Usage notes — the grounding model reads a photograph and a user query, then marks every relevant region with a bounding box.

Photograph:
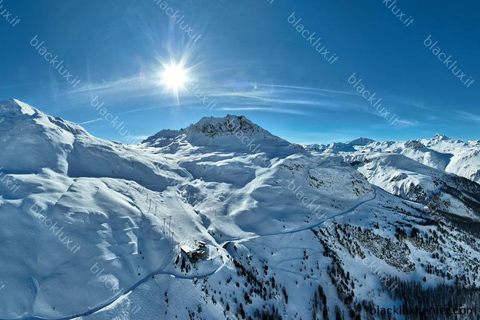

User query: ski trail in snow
[23,247,175,320]
[22,188,377,320]
[221,187,378,244]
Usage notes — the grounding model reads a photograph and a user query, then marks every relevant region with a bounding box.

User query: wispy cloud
[53,77,162,107]
[217,106,309,115]
[53,77,362,118]
[259,83,357,97]
[55,76,434,129]
[395,119,423,127]
[456,111,480,122]
[276,130,361,145]
[206,84,355,111]
[371,118,424,130]
[69,77,154,95]
[79,118,103,125]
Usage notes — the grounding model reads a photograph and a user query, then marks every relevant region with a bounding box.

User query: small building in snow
[181,244,208,261]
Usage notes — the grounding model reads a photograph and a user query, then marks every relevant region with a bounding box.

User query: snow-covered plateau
[1,99,480,320]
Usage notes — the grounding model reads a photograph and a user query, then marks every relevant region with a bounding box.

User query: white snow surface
[319,134,480,183]
[1,99,480,319]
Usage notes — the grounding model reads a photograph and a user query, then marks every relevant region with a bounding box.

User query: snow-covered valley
[1,99,480,320]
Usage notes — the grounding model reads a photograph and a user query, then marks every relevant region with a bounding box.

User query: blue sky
[0,0,479,144]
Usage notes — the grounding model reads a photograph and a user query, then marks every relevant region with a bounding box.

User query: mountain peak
[186,114,265,137]
[143,114,279,144]
[142,114,297,157]
[347,137,375,146]
[432,133,450,141]
[0,98,37,117]
[405,140,427,150]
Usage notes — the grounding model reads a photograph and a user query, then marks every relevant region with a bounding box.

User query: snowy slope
[309,135,480,220]
[141,114,304,159]
[355,153,480,220]
[316,134,480,184]
[1,99,480,320]
[422,134,480,184]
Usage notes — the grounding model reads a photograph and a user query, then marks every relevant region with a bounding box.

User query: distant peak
[405,140,426,150]
[347,137,375,146]
[432,133,450,141]
[0,98,37,116]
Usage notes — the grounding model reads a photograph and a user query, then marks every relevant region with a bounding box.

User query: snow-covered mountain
[356,153,480,220]
[1,99,480,320]
[309,135,480,221]
[323,134,480,184]
[305,137,374,153]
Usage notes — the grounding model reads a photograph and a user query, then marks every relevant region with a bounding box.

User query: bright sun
[160,62,188,91]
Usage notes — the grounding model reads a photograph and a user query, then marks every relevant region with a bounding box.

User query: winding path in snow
[221,186,378,244]
[23,187,378,320]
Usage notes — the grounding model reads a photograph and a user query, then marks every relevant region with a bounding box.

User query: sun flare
[160,62,188,91]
